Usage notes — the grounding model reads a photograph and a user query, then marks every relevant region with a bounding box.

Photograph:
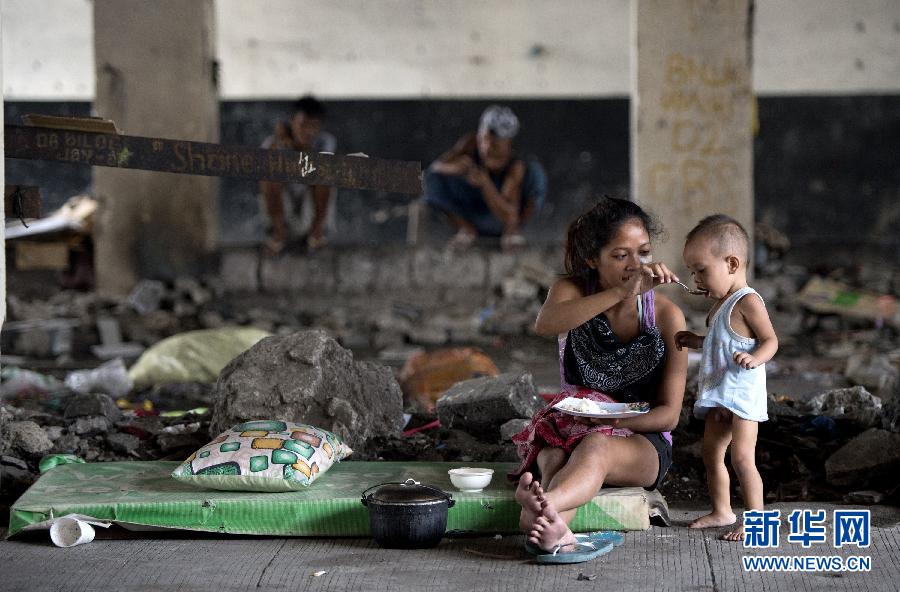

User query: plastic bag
[127,327,270,388]
[65,358,133,398]
[39,453,87,474]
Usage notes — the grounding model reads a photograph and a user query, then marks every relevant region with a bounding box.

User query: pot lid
[364,479,450,504]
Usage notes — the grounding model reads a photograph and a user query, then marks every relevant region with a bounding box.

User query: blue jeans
[424,160,547,237]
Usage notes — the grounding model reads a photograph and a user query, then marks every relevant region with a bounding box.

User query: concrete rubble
[805,385,882,428]
[210,329,405,452]
[435,372,543,440]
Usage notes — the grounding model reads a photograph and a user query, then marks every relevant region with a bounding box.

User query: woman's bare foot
[528,499,578,553]
[689,511,737,529]
[516,473,545,530]
[720,525,744,542]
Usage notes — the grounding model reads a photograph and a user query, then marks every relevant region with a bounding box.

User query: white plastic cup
[49,517,96,547]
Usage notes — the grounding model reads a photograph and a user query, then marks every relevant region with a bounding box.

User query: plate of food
[552,397,650,419]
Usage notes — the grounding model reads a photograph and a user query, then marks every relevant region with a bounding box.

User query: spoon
[649,274,707,296]
[670,280,707,296]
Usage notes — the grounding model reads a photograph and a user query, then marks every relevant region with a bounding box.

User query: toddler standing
[675,215,778,542]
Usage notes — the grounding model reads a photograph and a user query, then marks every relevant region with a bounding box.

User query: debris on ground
[399,347,499,413]
[2,257,900,523]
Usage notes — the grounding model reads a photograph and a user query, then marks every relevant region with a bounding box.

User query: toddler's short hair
[686,214,750,263]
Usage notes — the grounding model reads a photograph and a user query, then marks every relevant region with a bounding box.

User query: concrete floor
[2,505,898,592]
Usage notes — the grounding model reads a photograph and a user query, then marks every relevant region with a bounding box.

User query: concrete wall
[1,8,5,333]
[3,0,899,100]
[0,0,93,100]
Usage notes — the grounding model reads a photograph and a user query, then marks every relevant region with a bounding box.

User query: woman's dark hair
[564,197,662,292]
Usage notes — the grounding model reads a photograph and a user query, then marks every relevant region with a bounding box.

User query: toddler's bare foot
[689,511,737,529]
[527,499,577,553]
[515,473,545,530]
[720,524,745,542]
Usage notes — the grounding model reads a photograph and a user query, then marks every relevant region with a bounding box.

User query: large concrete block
[210,329,404,453]
[436,372,543,441]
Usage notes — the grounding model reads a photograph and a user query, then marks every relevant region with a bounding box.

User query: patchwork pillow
[171,420,352,492]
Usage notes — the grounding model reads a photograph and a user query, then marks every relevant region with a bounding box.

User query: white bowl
[448,467,494,492]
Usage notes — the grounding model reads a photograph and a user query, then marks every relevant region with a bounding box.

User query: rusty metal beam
[4,125,423,195]
[4,185,42,220]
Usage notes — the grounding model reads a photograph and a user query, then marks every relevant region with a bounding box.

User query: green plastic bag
[39,454,86,474]
[127,327,270,388]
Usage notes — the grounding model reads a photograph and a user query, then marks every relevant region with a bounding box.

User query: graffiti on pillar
[647,51,747,209]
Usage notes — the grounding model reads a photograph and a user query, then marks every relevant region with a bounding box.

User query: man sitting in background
[425,105,546,250]
[260,96,336,254]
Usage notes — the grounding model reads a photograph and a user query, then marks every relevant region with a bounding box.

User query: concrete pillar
[1,8,6,337]
[631,0,754,276]
[93,0,219,295]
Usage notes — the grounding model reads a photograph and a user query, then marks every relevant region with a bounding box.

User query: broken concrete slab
[0,455,29,472]
[499,418,530,442]
[805,385,882,428]
[845,490,885,504]
[882,387,900,433]
[63,393,122,422]
[174,276,212,306]
[128,280,166,315]
[435,372,543,441]
[43,426,64,442]
[210,330,404,453]
[71,416,112,437]
[824,428,900,488]
[8,421,53,457]
[845,351,899,395]
[51,433,81,454]
[0,407,12,456]
[106,432,140,455]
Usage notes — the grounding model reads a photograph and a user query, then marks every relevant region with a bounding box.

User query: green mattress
[7,461,666,538]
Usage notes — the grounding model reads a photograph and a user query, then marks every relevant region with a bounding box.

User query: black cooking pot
[361,479,455,548]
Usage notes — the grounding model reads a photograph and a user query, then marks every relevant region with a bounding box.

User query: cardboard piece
[22,114,120,135]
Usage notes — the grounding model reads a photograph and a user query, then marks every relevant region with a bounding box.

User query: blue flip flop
[534,540,615,564]
[524,531,624,555]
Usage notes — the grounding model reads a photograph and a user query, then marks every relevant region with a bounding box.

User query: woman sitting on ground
[510,197,688,559]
